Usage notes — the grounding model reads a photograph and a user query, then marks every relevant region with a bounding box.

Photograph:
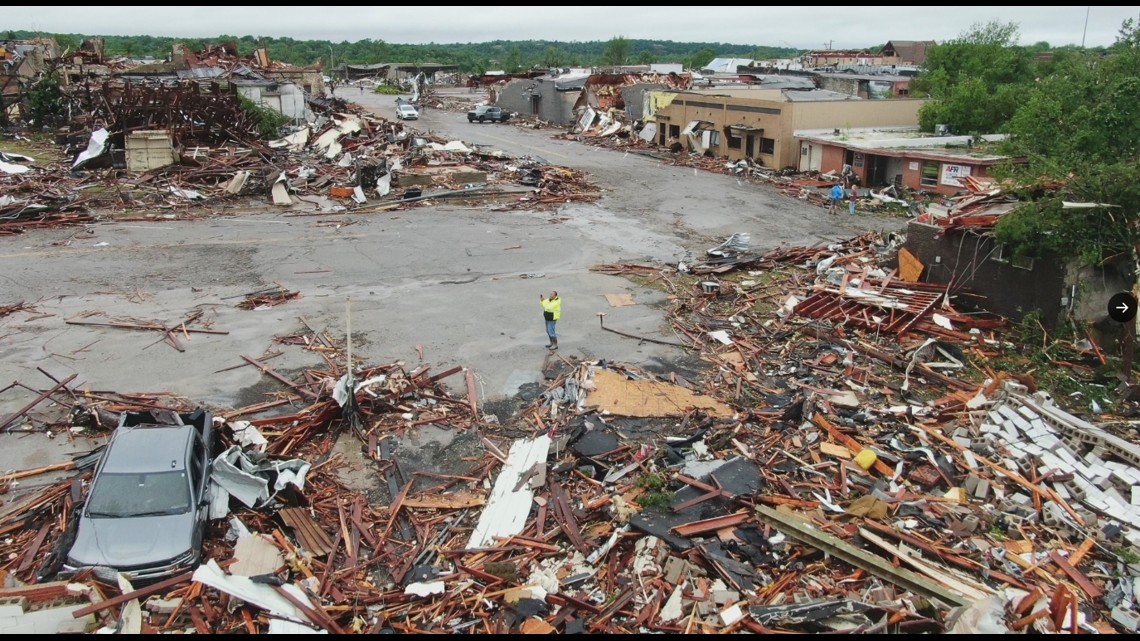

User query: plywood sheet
[586,368,733,418]
[898,247,924,282]
[605,293,637,307]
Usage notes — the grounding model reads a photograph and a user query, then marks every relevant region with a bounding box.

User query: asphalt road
[0,87,899,480]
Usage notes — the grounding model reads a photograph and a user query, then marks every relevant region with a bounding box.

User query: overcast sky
[4,6,1136,49]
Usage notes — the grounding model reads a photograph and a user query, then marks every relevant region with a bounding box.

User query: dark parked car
[66,409,213,581]
[467,105,511,123]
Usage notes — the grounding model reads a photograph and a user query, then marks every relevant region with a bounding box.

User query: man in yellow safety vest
[540,291,561,350]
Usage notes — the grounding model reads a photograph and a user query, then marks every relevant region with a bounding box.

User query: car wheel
[478,116,485,123]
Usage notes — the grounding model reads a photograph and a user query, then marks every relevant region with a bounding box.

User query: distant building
[701,58,757,74]
[801,49,886,68]
[813,72,911,99]
[794,127,1008,194]
[880,40,936,66]
[495,70,691,127]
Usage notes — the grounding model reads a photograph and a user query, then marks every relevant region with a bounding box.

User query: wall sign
[940,163,972,187]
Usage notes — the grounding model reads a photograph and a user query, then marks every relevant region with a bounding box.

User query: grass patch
[1116,546,1140,564]
[640,490,676,510]
[635,472,667,490]
[373,85,403,95]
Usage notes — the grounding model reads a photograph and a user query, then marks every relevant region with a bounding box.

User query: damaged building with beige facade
[645,90,924,170]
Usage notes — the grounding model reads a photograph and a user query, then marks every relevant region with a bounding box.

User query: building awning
[727,124,763,132]
[681,120,716,135]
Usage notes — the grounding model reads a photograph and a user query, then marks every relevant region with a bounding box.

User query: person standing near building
[828,182,844,215]
[849,183,859,215]
[540,291,561,350]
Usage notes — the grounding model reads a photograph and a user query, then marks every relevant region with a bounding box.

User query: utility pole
[1081,6,1090,48]
[328,45,335,94]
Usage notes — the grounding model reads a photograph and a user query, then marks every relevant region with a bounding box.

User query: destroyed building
[813,71,912,99]
[495,71,691,128]
[794,128,1007,192]
[494,72,589,126]
[902,193,1133,327]
[645,90,924,169]
[880,40,937,66]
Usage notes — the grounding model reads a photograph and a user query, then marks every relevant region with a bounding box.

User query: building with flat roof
[794,127,1010,194]
[648,91,924,169]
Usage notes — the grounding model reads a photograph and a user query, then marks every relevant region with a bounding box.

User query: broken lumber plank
[754,505,971,607]
[670,512,750,537]
[1048,549,1103,599]
[280,507,336,557]
[0,460,77,483]
[72,572,193,618]
[242,354,317,399]
[0,373,79,431]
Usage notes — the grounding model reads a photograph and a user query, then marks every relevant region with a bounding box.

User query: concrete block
[0,616,19,630]
[1113,606,1140,632]
[663,556,689,585]
[55,617,94,634]
[711,589,739,606]
[144,597,183,614]
[0,597,27,617]
[964,474,981,495]
[973,479,990,500]
[997,406,1020,422]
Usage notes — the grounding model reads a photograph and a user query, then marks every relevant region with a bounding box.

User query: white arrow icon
[1120,303,1131,312]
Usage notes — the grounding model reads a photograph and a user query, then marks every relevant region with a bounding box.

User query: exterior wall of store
[494,79,534,116]
[656,95,923,170]
[494,80,577,126]
[904,221,1068,327]
[791,99,923,130]
[813,143,994,194]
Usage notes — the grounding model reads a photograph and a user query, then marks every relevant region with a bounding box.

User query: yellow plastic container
[854,449,878,471]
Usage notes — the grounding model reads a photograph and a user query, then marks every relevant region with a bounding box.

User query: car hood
[69,512,196,568]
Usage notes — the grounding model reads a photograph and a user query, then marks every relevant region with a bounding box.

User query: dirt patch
[393,427,484,493]
[329,430,383,495]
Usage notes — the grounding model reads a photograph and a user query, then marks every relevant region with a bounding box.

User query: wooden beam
[71,572,193,618]
[0,373,78,431]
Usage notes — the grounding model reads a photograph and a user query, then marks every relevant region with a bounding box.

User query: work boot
[551,338,558,350]
[545,338,554,349]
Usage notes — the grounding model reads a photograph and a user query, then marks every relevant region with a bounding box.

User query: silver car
[66,410,213,581]
[396,104,419,120]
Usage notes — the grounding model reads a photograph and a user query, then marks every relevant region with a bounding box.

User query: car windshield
[400,106,415,112]
[86,471,192,518]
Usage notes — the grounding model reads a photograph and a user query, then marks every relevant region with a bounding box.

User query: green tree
[24,69,68,128]
[602,36,630,66]
[55,34,78,53]
[993,14,1140,265]
[543,46,567,68]
[504,47,522,73]
[913,20,1035,134]
[685,47,716,70]
[635,50,656,65]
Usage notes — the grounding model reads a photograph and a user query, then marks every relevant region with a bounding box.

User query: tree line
[4,31,800,73]
[909,15,1140,266]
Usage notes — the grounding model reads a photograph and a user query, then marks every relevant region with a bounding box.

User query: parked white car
[396,104,419,120]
